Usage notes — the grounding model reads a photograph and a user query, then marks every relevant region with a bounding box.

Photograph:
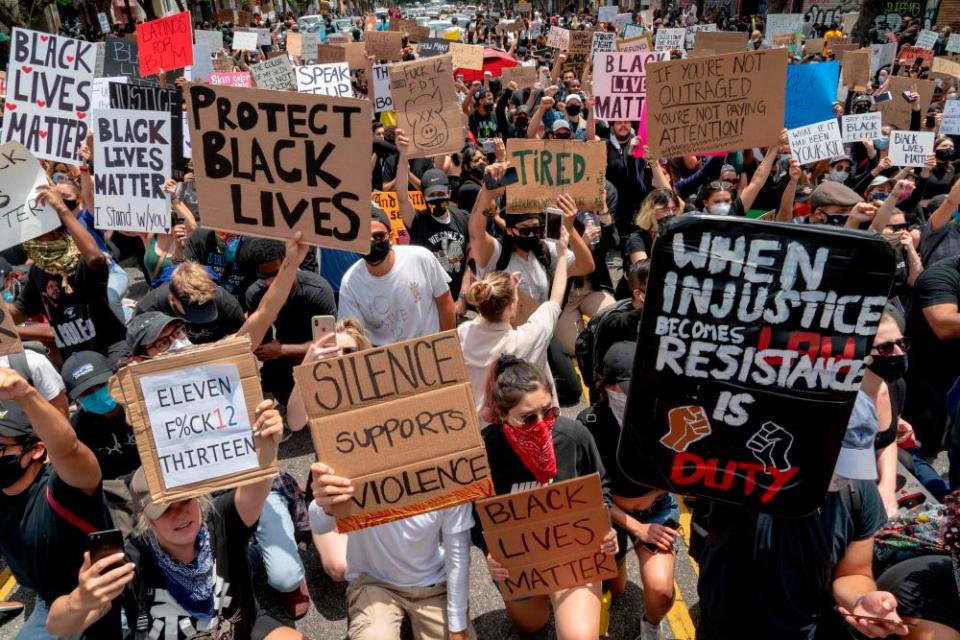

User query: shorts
[614,493,681,562]
[251,614,285,639]
[876,555,960,631]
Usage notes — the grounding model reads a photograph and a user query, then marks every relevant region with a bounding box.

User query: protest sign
[372,64,393,111]
[592,31,617,54]
[213,56,235,72]
[209,71,252,87]
[787,118,843,165]
[646,48,788,158]
[784,61,840,130]
[517,2,532,14]
[841,49,871,90]
[92,108,171,234]
[236,10,251,27]
[286,32,302,57]
[92,76,125,110]
[113,337,277,503]
[694,31,747,53]
[477,473,616,600]
[215,9,234,23]
[314,44,347,64]
[889,130,935,167]
[365,31,404,60]
[547,26,571,50]
[101,37,149,80]
[685,24,716,49]
[185,83,371,249]
[249,55,296,90]
[941,100,960,136]
[899,45,934,67]
[370,190,427,244]
[593,51,667,121]
[764,13,804,45]
[109,83,185,180]
[301,32,320,60]
[877,76,935,129]
[188,43,214,82]
[948,33,960,53]
[500,65,537,87]
[418,37,451,57]
[137,11,193,76]
[618,35,652,52]
[829,42,858,58]
[871,42,897,75]
[915,29,938,50]
[450,43,484,70]
[505,139,606,213]
[841,112,882,143]
[554,29,593,78]
[1,28,96,164]
[251,28,272,47]
[614,13,632,30]
[295,63,351,96]
[623,24,647,40]
[98,12,111,34]
[803,38,825,55]
[339,42,368,69]
[0,306,21,358]
[932,56,960,79]
[617,216,897,516]
[598,5,619,22]
[655,27,685,51]
[293,331,493,532]
[232,30,260,52]
[194,29,224,51]
[0,141,59,252]
[389,55,464,158]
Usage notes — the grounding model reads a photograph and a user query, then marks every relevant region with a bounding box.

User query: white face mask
[830,169,850,183]
[709,202,732,216]
[168,337,192,352]
[607,389,627,427]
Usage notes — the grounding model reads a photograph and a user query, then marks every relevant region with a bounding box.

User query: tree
[852,0,886,43]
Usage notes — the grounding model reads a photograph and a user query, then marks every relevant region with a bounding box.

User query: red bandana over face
[502,413,558,485]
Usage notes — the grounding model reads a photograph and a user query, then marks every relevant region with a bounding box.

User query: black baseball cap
[126,312,183,355]
[421,169,451,202]
[602,341,635,395]
[0,257,11,278]
[61,351,114,401]
[174,296,219,325]
[0,402,32,438]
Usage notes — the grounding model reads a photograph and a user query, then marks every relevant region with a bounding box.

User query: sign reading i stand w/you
[292,331,493,532]
[185,84,372,250]
[0,141,59,251]
[1,28,97,164]
[617,216,898,516]
[92,109,171,234]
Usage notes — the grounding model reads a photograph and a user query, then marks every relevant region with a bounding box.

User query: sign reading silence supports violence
[616,216,897,516]
[292,331,493,532]
[505,139,606,213]
[185,84,372,251]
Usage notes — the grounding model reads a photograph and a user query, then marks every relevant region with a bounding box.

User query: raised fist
[660,405,712,453]
[746,422,794,473]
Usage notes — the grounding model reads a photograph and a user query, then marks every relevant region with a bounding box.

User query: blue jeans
[18,598,55,640]
[250,490,305,593]
[106,262,130,323]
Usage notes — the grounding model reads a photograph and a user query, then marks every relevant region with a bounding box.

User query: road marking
[666,579,697,639]
[678,499,699,576]
[0,568,16,601]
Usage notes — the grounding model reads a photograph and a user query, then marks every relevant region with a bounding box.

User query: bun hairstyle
[468,271,516,321]
[481,354,551,424]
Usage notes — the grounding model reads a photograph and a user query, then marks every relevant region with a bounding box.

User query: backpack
[575,299,634,403]
[5,350,33,387]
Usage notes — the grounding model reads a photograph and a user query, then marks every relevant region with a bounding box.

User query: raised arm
[739,145,779,212]
[776,159,801,222]
[549,226,570,305]
[528,94,553,139]
[233,400,283,527]
[929,176,960,233]
[394,129,416,229]
[36,186,106,270]
[470,163,507,269]
[556,193,595,277]
[868,180,909,233]
[78,133,95,212]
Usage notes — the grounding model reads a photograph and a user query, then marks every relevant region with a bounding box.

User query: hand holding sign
[310,461,354,512]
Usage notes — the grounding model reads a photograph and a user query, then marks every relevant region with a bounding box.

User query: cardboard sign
[899,45,934,67]
[292,331,493,532]
[685,24,716,49]
[614,13,632,30]
[249,55,296,90]
[419,37,451,58]
[137,11,193,75]
[554,29,593,79]
[784,61,840,130]
[370,190,427,244]
[108,83,185,181]
[655,27,685,51]
[695,31,746,53]
[500,65,537,87]
[914,29,938,50]
[948,33,960,54]
[295,63,351,96]
[185,84,372,250]
[841,49,871,89]
[803,38,825,55]
[878,76,935,129]
[617,216,897,516]
[314,44,347,64]
[389,55,464,158]
[372,64,393,111]
[232,30,260,52]
[787,118,843,165]
[505,139,606,213]
[618,35,652,52]
[476,474,617,600]
[547,26,571,50]
[92,109,171,234]
[841,112,882,143]
[301,32,320,60]
[941,100,960,136]
[623,24,647,40]
[365,31,403,60]
[113,337,277,503]
[598,5,619,23]
[764,13,804,46]
[0,305,21,357]
[1,28,97,164]
[593,51,667,121]
[194,29,224,51]
[511,290,540,328]
[646,48,788,158]
[592,31,617,54]
[450,43,484,70]
[889,130,935,167]
[0,141,59,252]
[286,32,302,57]
[932,56,960,79]
[216,9,234,23]
[339,42,368,69]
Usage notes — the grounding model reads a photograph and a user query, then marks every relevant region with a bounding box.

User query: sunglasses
[885,223,909,232]
[508,406,559,429]
[371,232,390,241]
[513,225,544,237]
[872,337,909,356]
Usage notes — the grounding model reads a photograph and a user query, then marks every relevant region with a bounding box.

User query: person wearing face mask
[468,89,500,141]
[604,120,649,240]
[182,228,258,308]
[457,145,488,214]
[920,179,960,265]
[919,135,958,199]
[561,93,588,140]
[126,311,192,359]
[826,155,853,185]
[61,351,140,481]
[700,146,779,217]
[800,181,877,227]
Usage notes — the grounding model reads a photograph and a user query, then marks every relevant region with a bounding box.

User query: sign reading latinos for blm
[92,109,171,234]
[141,363,257,489]
[136,11,193,76]
[617,216,897,517]
[593,51,667,121]
[0,141,59,252]
[1,28,97,164]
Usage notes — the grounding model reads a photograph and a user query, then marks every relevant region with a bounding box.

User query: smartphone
[902,90,918,103]
[545,206,563,240]
[484,166,519,190]
[87,529,124,565]
[873,91,893,104]
[480,138,497,154]
[311,315,337,346]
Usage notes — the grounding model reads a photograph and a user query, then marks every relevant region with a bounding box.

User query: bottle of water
[581,211,600,248]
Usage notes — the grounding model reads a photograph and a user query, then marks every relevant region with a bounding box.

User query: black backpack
[575,298,634,404]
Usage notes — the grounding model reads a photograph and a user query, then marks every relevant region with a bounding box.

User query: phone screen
[874,91,892,104]
[545,207,563,240]
[483,167,519,190]
[87,529,124,565]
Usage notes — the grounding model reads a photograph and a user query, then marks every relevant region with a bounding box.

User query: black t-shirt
[245,271,337,345]
[624,229,653,261]
[577,402,652,498]
[183,230,257,307]
[14,262,127,360]
[408,207,470,298]
[469,108,499,140]
[456,181,482,214]
[136,283,245,344]
[696,481,887,640]
[71,408,141,481]
[908,255,960,388]
[919,219,960,267]
[122,492,258,640]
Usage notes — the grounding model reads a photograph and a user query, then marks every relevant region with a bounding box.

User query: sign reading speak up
[293,331,493,532]
[477,474,616,600]
[506,139,606,213]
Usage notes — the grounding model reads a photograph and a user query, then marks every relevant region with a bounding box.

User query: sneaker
[635,617,661,640]
[281,579,311,620]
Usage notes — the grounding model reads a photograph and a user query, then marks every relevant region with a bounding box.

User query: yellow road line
[0,567,16,601]
[677,499,699,576]
[665,579,697,639]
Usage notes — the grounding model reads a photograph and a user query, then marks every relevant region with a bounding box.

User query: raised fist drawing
[660,405,712,453]
[746,422,794,473]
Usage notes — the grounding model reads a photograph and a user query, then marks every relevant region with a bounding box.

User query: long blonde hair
[635,188,681,234]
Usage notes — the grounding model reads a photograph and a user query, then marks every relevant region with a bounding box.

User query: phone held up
[312,315,337,347]
[483,166,519,190]
[87,529,124,566]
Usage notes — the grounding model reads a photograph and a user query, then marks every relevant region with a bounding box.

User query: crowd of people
[2,1,960,640]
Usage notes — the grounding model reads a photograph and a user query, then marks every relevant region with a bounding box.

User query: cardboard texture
[237,10,251,27]
[554,29,593,78]
[646,48,788,158]
[249,56,296,90]
[293,331,493,532]
[185,83,371,250]
[195,29,224,52]
[339,42,368,69]
[842,49,871,90]
[500,65,537,87]
[111,336,277,504]
[476,474,616,600]
[506,139,606,213]
[450,43,485,70]
[932,56,960,79]
[389,55,465,158]
[216,9,234,23]
[593,51,666,121]
[286,32,302,57]
[315,44,347,64]
[365,31,404,61]
[0,141,60,252]
[877,76,935,130]
[0,306,22,357]
[694,31,747,53]
[137,11,193,75]
[804,38,825,55]
[371,190,428,244]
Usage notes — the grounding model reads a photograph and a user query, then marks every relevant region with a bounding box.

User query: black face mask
[470,164,486,181]
[935,147,954,162]
[0,452,28,489]
[62,199,78,211]
[868,354,908,382]
[364,237,392,264]
[512,235,541,252]
[566,105,581,117]
[427,201,447,218]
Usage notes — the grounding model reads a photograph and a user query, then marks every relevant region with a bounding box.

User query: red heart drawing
[40,35,48,42]
[36,100,45,107]
[76,112,86,119]
[38,131,48,138]
[5,103,16,111]
[66,55,74,63]
[22,66,32,74]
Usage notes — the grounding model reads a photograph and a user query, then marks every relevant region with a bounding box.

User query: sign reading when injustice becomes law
[136,11,193,76]
[477,474,617,600]
[389,55,464,158]
[617,216,897,516]
[185,84,372,250]
[506,139,606,213]
[293,331,493,532]
[0,141,59,252]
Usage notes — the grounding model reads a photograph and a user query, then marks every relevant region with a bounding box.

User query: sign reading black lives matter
[109,83,186,180]
[617,217,897,516]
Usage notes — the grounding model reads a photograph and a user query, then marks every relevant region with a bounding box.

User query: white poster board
[841,112,883,143]
[295,62,351,96]
[655,28,685,51]
[788,118,844,165]
[889,130,935,167]
[0,141,60,251]
[373,63,393,111]
[232,30,259,51]
[941,100,960,136]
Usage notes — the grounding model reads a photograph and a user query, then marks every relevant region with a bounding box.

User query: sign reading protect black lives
[617,216,897,516]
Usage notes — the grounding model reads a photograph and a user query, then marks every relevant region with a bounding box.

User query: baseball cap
[551,119,572,133]
[174,295,218,325]
[0,257,11,278]
[0,402,32,438]
[601,341,635,395]
[515,104,531,116]
[126,312,183,355]
[809,181,864,209]
[61,351,114,401]
[371,201,391,230]
[421,169,452,202]
[130,467,169,519]
[829,154,853,165]
[868,175,894,188]
[834,392,879,480]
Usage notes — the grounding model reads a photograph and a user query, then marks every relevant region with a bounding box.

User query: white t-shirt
[337,245,451,345]
[0,350,65,401]
[478,238,575,303]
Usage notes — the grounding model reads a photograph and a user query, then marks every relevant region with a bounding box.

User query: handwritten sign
[914,29,938,50]
[685,24,716,48]
[655,27,685,51]
[878,76,935,129]
[500,65,537,87]
[889,130,934,167]
[593,51,666,121]
[108,83,185,181]
[899,45,934,67]
[194,29,224,51]
[764,13,803,46]
[555,29,593,78]
[646,49,788,157]
[314,44,347,64]
[232,30,259,52]
[788,118,843,165]
[618,35,652,52]
[0,141,59,251]
[365,31,404,60]
[841,49,871,90]
[598,5,619,22]
[932,56,960,79]
[841,112,882,143]
[293,331,493,531]
[418,37,451,58]
[476,474,616,600]
[784,61,840,130]
[618,217,897,516]
[1,28,97,164]
[249,55,296,90]
[295,63,351,96]
[948,33,960,54]
[547,26,571,50]
[185,83,371,250]
[137,11,193,75]
[941,100,960,136]
[389,55,464,158]
[450,42,484,70]
[694,31,746,53]
[592,31,617,54]
[301,32,320,60]
[372,64,393,111]
[286,32,302,57]
[506,139,606,213]
[371,190,426,244]
[209,71,252,87]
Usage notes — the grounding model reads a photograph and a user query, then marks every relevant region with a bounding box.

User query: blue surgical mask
[874,137,890,150]
[78,386,118,415]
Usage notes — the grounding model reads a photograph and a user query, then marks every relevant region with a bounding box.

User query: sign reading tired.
[506,139,606,213]
[185,84,371,250]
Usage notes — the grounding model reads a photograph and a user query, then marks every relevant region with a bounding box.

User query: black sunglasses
[513,225,544,237]
[872,337,909,356]
[509,406,559,429]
